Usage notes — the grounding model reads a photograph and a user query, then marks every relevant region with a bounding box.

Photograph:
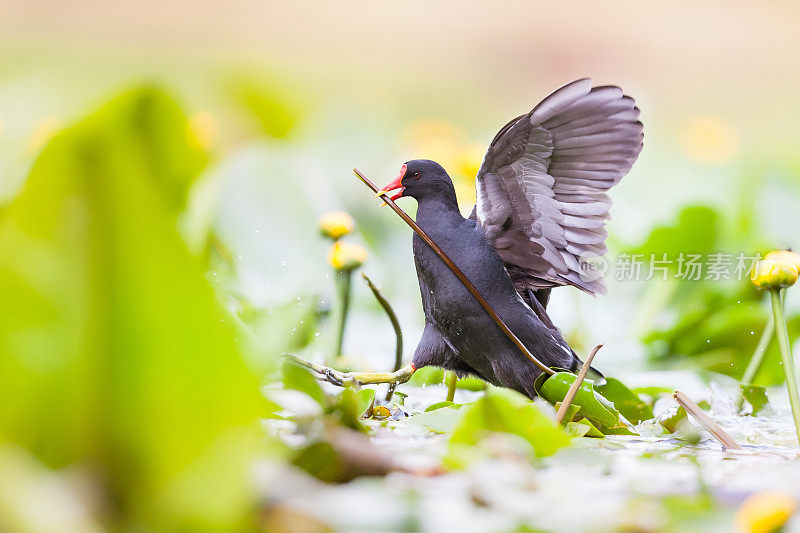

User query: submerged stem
[770,289,800,446]
[333,269,352,362]
[741,311,774,385]
[445,372,458,402]
[361,273,404,401]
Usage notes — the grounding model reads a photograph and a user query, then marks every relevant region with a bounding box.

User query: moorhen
[320,79,642,398]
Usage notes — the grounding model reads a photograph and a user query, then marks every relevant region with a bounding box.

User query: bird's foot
[283,354,415,387]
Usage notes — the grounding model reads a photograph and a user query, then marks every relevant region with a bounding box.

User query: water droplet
[281,260,287,266]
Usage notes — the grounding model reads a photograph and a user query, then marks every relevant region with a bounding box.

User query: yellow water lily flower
[735,492,797,533]
[681,115,739,165]
[318,211,355,240]
[764,250,800,274]
[327,241,367,271]
[750,259,798,290]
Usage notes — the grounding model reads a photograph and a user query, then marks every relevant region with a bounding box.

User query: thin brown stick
[555,344,602,423]
[353,168,554,376]
[673,391,742,450]
[361,272,404,401]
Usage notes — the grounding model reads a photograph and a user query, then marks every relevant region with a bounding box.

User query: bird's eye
[413,172,420,179]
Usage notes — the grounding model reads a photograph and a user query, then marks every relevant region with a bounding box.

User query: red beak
[377,164,406,201]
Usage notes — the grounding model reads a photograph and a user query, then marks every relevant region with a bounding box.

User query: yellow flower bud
[327,241,367,271]
[318,211,355,240]
[455,143,485,180]
[735,492,797,533]
[751,259,799,290]
[764,250,800,274]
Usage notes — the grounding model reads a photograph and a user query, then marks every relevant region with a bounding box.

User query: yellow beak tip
[374,190,388,198]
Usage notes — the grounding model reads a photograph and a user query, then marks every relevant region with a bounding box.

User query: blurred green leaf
[282,359,326,406]
[629,205,720,262]
[0,87,265,530]
[226,75,301,139]
[596,377,655,424]
[329,388,369,432]
[406,407,463,434]
[448,389,570,462]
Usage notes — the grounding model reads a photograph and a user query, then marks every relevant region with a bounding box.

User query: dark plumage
[382,79,642,398]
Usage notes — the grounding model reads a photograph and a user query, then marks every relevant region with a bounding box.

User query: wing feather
[474,79,643,295]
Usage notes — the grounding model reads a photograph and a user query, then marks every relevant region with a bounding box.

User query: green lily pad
[407,406,463,433]
[554,402,581,424]
[568,419,605,438]
[564,422,590,438]
[408,366,445,386]
[456,377,488,391]
[425,401,458,412]
[596,377,655,424]
[535,372,620,429]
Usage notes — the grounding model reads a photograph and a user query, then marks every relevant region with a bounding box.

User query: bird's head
[377,159,455,203]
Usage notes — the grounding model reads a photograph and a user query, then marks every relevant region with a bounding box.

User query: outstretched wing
[473,78,642,296]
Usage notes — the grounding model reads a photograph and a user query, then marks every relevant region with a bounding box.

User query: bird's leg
[284,354,416,387]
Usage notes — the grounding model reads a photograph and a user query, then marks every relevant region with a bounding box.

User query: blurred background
[2,1,800,530]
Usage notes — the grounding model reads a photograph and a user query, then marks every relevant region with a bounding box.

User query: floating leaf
[425,401,458,412]
[564,422,591,438]
[408,366,445,386]
[739,383,769,415]
[535,372,620,430]
[568,419,605,438]
[596,377,655,424]
[449,389,570,462]
[659,405,688,433]
[406,407,463,434]
[456,377,488,391]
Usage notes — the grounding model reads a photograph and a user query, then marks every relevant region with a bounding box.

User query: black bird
[374,79,643,399]
[303,79,642,398]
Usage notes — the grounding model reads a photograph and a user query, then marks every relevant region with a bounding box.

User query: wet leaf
[568,419,605,438]
[596,377,655,424]
[659,405,688,433]
[740,383,769,415]
[554,402,581,423]
[535,372,620,430]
